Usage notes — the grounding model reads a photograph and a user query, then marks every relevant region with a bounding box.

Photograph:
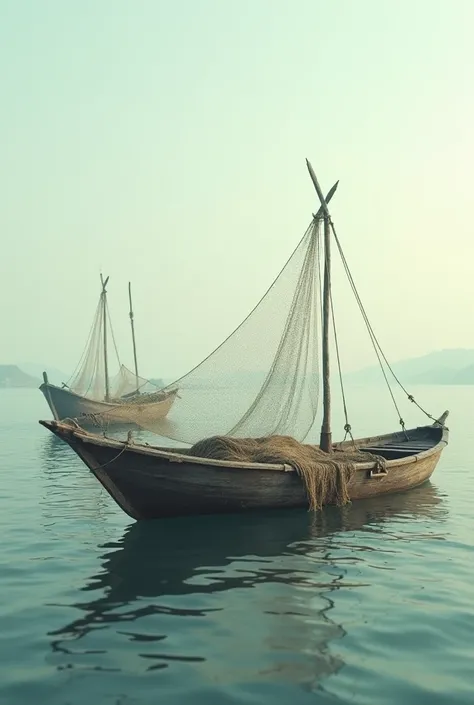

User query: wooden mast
[313,180,339,220]
[306,159,333,452]
[128,282,139,391]
[320,213,332,452]
[100,274,111,402]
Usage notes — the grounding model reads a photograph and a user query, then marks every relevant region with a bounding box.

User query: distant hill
[149,378,165,389]
[451,364,474,385]
[348,348,474,385]
[19,363,69,386]
[0,365,40,388]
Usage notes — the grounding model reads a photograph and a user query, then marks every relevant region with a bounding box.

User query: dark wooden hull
[39,382,177,426]
[39,413,449,521]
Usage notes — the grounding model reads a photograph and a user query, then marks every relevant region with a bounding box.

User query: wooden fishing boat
[40,277,177,425]
[40,380,178,425]
[39,160,450,519]
[40,413,448,520]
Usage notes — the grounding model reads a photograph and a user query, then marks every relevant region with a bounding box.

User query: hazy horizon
[1,0,472,380]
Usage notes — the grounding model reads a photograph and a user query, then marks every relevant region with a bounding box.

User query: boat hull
[39,415,449,521]
[39,383,177,426]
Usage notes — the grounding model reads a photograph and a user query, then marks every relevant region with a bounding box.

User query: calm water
[0,386,472,705]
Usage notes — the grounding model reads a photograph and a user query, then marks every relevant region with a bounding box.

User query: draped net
[66,294,162,402]
[87,218,324,444]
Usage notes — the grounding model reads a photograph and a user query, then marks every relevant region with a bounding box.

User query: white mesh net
[87,219,324,444]
[67,295,109,401]
[109,365,162,399]
[66,290,164,403]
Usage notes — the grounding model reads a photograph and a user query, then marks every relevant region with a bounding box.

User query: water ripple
[0,389,473,704]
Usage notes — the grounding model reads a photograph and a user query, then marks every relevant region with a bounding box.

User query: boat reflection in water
[39,427,181,525]
[46,482,447,692]
[39,434,113,523]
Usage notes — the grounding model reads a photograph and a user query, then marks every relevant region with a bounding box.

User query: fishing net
[109,365,162,399]
[185,435,386,510]
[86,218,323,443]
[66,292,162,402]
[66,295,108,400]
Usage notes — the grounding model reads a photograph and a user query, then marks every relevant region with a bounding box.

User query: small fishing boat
[40,160,449,519]
[40,414,448,520]
[40,380,177,426]
[40,277,177,424]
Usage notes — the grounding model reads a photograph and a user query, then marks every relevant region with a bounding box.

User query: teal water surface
[0,387,472,704]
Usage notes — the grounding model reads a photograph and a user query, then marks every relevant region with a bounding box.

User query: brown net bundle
[186,435,386,511]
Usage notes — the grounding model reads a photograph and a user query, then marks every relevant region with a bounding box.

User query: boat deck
[360,437,436,459]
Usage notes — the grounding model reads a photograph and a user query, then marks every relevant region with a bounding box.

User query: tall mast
[128,282,139,391]
[100,274,110,402]
[306,159,332,452]
[320,214,332,452]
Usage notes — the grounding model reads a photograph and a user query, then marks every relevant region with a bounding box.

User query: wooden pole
[320,213,332,452]
[100,274,110,402]
[313,180,339,219]
[128,282,139,391]
[305,160,332,452]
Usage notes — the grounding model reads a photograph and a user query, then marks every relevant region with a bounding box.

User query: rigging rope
[329,286,354,443]
[105,300,122,368]
[316,213,355,444]
[329,217,437,428]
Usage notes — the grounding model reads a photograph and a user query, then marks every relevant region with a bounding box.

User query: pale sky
[1,0,472,379]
